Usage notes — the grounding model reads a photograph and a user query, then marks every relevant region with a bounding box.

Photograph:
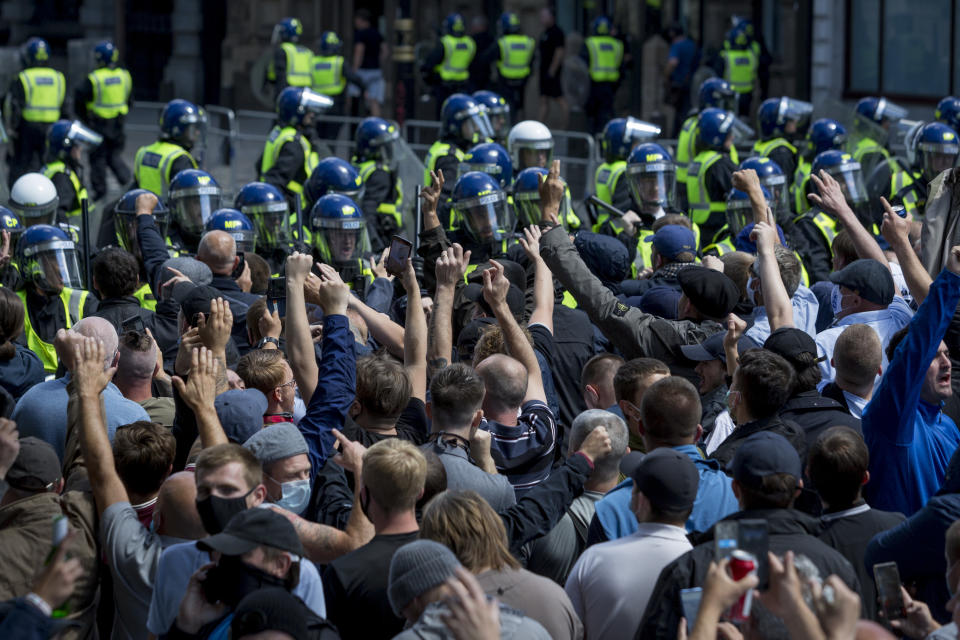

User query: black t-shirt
[354,27,384,69]
[340,397,429,447]
[323,531,420,640]
[539,25,565,78]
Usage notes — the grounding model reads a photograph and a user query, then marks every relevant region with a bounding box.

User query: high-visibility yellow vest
[41,161,88,221]
[584,36,624,83]
[890,169,923,218]
[311,55,347,96]
[676,116,699,185]
[268,42,313,87]
[17,287,88,373]
[260,126,319,207]
[753,137,797,159]
[423,141,465,187]
[18,67,65,123]
[134,141,197,198]
[496,35,535,80]
[852,137,890,164]
[435,35,476,82]
[720,48,757,94]
[794,210,839,248]
[358,160,404,229]
[86,67,132,119]
[133,282,157,311]
[593,161,626,211]
[686,150,727,225]
[793,157,812,214]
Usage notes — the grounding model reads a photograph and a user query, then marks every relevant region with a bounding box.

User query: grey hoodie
[393,601,551,640]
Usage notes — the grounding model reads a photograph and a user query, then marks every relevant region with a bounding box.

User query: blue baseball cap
[734,223,787,254]
[644,224,697,260]
[726,431,802,488]
[215,389,268,443]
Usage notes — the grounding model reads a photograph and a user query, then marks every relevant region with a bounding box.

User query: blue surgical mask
[831,284,846,317]
[746,275,758,307]
[274,478,311,515]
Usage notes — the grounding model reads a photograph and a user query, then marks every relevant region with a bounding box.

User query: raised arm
[881,197,933,305]
[171,347,228,448]
[195,297,231,394]
[483,260,546,403]
[399,258,428,402]
[428,243,470,376]
[808,170,887,266]
[723,313,747,378]
[285,252,320,399]
[346,294,406,359]
[71,337,128,517]
[519,225,554,333]
[732,168,776,228]
[753,222,794,331]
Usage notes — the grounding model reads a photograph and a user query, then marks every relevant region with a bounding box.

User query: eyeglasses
[277,378,297,390]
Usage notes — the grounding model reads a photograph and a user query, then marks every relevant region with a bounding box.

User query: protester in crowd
[90,247,156,335]
[420,490,583,639]
[0,288,45,401]
[580,353,624,412]
[820,324,883,418]
[114,329,175,426]
[679,332,731,439]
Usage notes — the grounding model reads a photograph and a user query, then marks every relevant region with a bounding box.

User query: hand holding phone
[267,276,287,318]
[385,235,413,277]
[714,521,738,561]
[874,562,906,620]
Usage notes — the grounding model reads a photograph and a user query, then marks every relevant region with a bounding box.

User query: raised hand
[481,259,510,309]
[370,248,394,281]
[135,191,159,216]
[808,170,849,216]
[196,297,233,352]
[576,425,612,465]
[537,159,564,224]
[331,429,367,475]
[435,243,471,288]
[420,170,445,216]
[31,530,84,610]
[171,347,220,412]
[518,224,544,262]
[73,337,116,398]
[258,306,283,341]
[949,246,960,276]
[285,251,314,283]
[441,567,501,640]
[731,168,761,194]
[880,197,911,248]
[750,221,778,255]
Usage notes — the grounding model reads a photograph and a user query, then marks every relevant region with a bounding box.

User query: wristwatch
[257,336,280,349]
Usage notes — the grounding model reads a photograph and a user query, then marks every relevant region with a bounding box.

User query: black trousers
[8,121,48,187]
[586,82,616,135]
[89,131,130,200]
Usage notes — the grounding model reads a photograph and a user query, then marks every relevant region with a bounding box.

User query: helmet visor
[66,121,103,150]
[626,162,677,215]
[624,117,662,145]
[725,198,755,237]
[727,116,755,143]
[252,208,291,250]
[878,99,908,122]
[455,191,514,243]
[759,174,791,224]
[781,99,814,123]
[228,229,257,253]
[23,240,82,291]
[313,217,371,264]
[825,163,868,205]
[487,109,512,142]
[301,89,334,113]
[460,111,495,145]
[517,142,554,171]
[170,186,221,235]
[458,161,508,187]
[515,187,572,230]
[377,136,400,171]
[12,199,58,226]
[920,142,960,179]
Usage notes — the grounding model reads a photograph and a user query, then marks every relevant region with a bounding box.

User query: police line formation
[6,12,960,640]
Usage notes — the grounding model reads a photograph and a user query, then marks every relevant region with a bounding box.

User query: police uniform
[75,65,133,200]
[268,41,314,101]
[259,125,320,211]
[357,160,403,251]
[720,46,757,116]
[686,150,736,243]
[492,33,536,114]
[7,65,65,186]
[41,160,89,225]
[790,208,839,284]
[311,53,366,140]
[17,286,94,374]
[133,141,197,198]
[422,35,477,114]
[582,35,624,134]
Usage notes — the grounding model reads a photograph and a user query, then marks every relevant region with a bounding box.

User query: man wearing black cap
[565,448,698,639]
[168,508,336,638]
[763,327,862,449]
[628,223,699,295]
[680,331,730,438]
[637,431,860,639]
[815,258,912,383]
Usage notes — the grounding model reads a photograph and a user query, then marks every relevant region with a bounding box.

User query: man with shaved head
[475,262,557,495]
[12,317,149,460]
[114,329,175,426]
[196,230,261,353]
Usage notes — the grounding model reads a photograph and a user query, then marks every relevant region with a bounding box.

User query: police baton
[80,196,92,288]
[586,195,626,219]
[414,185,422,252]
[295,196,304,247]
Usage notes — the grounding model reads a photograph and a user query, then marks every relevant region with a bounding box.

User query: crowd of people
[6,9,960,640]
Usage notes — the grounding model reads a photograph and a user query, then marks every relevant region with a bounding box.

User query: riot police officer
[488,12,536,117]
[739,156,791,227]
[258,86,332,212]
[41,120,102,225]
[111,188,169,310]
[753,96,813,189]
[720,22,758,116]
[421,14,477,116]
[582,16,624,134]
[794,118,847,215]
[9,173,62,232]
[167,169,222,255]
[6,38,66,186]
[507,119,580,229]
[703,186,773,257]
[594,117,661,214]
[676,78,738,192]
[303,157,364,250]
[472,90,511,145]
[133,99,202,198]
[935,96,960,132]
[448,171,517,267]
[309,193,375,294]
[891,121,959,218]
[207,208,257,254]
[850,96,908,185]
[75,40,133,201]
[15,224,95,373]
[311,31,367,141]
[0,207,24,289]
[235,181,300,272]
[687,108,751,243]
[514,166,574,232]
[353,117,404,250]
[267,18,314,101]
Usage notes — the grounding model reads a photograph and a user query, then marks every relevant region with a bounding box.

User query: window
[846,0,957,99]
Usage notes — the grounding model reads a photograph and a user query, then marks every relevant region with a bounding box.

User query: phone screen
[121,316,146,334]
[874,562,905,620]
[680,588,702,631]
[385,235,413,277]
[738,519,770,589]
[267,277,286,318]
[714,521,738,561]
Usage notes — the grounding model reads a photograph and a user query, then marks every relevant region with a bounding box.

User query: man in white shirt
[744,245,820,346]
[564,448,698,640]
[815,258,913,382]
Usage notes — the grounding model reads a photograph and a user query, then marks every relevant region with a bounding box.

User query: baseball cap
[677,267,740,320]
[7,437,61,491]
[680,331,727,363]
[463,282,525,322]
[243,423,309,465]
[829,259,895,306]
[726,431,802,488]
[232,588,308,640]
[631,448,699,512]
[763,327,823,362]
[644,224,697,260]
[637,285,681,319]
[197,507,304,557]
[215,389,268,444]
[734,223,787,254]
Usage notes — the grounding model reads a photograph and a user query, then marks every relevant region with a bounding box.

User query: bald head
[156,472,205,540]
[834,324,882,391]
[197,230,238,275]
[117,330,157,381]
[476,353,528,413]
[73,317,119,368]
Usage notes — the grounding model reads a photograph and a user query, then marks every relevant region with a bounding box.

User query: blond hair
[420,490,520,572]
[362,439,427,512]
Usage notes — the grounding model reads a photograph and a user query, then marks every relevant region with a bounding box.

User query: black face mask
[202,554,287,606]
[196,487,254,534]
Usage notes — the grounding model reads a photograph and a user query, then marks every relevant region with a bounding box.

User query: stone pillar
[163,0,204,102]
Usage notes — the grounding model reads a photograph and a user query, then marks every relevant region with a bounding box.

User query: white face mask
[273,478,311,515]
[831,284,848,318]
